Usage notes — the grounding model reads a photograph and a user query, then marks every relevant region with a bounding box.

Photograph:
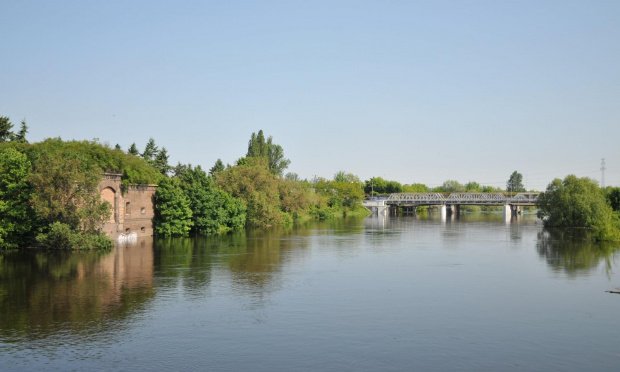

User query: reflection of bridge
[363,193,540,219]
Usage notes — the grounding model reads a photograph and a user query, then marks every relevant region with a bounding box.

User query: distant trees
[506,171,525,192]
[537,175,619,241]
[0,116,28,143]
[363,177,402,195]
[437,180,465,193]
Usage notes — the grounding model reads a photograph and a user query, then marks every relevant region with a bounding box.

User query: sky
[1,0,619,191]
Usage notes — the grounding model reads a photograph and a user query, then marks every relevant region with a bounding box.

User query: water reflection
[0,238,155,341]
[537,228,620,277]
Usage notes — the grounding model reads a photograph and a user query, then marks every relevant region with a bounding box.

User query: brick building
[99,174,157,240]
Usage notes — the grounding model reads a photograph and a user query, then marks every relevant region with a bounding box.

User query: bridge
[362,192,540,219]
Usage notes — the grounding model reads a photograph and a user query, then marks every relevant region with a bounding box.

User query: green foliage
[128,143,139,156]
[364,177,402,194]
[217,157,288,227]
[28,149,110,232]
[402,183,429,193]
[435,180,465,193]
[12,120,28,143]
[142,137,159,163]
[209,158,225,177]
[604,187,620,211]
[465,181,481,192]
[0,148,34,249]
[246,130,290,175]
[154,147,170,175]
[537,175,620,241]
[36,222,113,251]
[178,165,246,234]
[507,171,525,192]
[279,179,317,218]
[153,177,193,237]
[0,116,14,142]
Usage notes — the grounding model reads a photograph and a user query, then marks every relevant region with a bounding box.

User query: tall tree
[128,143,140,156]
[506,171,525,192]
[154,147,170,175]
[12,120,28,143]
[0,116,14,142]
[209,158,225,177]
[267,139,290,176]
[246,130,290,175]
[142,138,159,162]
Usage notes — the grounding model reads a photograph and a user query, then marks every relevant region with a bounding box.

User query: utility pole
[601,158,606,188]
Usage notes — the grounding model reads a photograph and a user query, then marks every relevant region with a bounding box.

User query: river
[1,212,619,371]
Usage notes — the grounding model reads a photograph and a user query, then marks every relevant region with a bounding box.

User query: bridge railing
[385,192,540,205]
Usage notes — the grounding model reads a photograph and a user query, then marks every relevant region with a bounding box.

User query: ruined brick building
[99,174,157,239]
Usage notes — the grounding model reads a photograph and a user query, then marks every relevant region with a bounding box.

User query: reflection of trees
[537,228,620,277]
[153,224,315,296]
[0,239,155,340]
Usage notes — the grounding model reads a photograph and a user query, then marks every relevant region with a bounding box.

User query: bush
[36,222,113,250]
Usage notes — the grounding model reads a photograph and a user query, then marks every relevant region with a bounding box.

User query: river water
[1,212,619,371]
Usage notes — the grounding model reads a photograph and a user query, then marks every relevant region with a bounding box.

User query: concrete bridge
[362,192,540,219]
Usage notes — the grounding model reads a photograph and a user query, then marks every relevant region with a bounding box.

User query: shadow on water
[536,228,620,277]
[0,238,155,342]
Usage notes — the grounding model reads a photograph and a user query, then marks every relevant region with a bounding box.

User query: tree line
[2,114,618,248]
[150,130,367,237]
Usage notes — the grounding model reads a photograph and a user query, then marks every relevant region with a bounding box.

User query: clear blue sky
[2,0,619,190]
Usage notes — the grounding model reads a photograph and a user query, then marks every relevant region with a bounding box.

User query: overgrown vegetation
[0,116,160,250]
[537,175,620,241]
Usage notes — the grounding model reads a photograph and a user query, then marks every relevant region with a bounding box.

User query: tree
[402,183,429,193]
[114,143,121,151]
[285,172,299,181]
[246,130,290,175]
[209,158,225,177]
[154,147,170,175]
[537,175,619,241]
[604,187,620,211]
[0,148,33,249]
[465,181,481,192]
[506,171,525,192]
[12,120,28,143]
[216,157,287,227]
[28,151,111,232]
[267,140,290,176]
[142,137,159,163]
[0,117,14,142]
[153,177,193,236]
[437,180,465,193]
[128,143,140,156]
[178,165,246,234]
